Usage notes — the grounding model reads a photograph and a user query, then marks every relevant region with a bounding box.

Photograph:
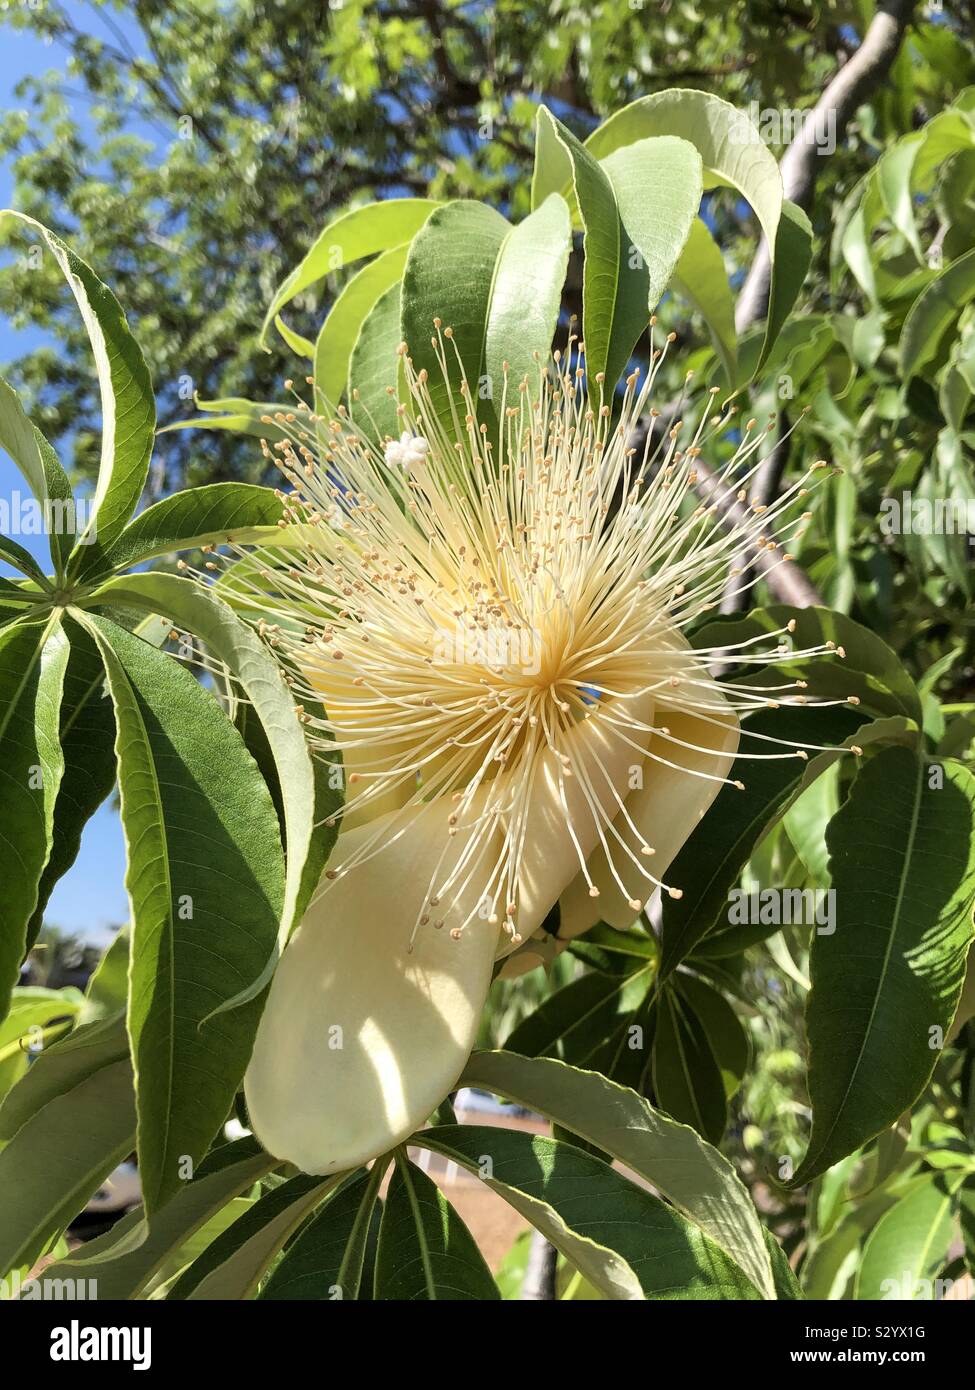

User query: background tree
[3,0,973,493]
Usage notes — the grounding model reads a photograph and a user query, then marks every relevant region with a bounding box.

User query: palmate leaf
[401,195,572,436]
[259,1167,383,1302]
[96,482,286,575]
[584,89,811,373]
[79,612,285,1215]
[1,212,155,575]
[0,616,69,1018]
[93,572,340,995]
[0,375,75,572]
[374,1156,499,1301]
[461,1050,775,1299]
[418,1125,759,1301]
[792,747,975,1185]
[531,108,701,391]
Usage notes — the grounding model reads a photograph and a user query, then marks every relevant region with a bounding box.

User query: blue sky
[1,16,149,941]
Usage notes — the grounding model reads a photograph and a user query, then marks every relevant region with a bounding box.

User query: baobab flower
[226,328,846,1176]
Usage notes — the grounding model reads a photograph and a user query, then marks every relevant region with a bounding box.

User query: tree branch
[718,0,916,611]
[735,0,917,335]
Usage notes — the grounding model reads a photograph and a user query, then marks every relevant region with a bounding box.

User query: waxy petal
[245,800,501,1174]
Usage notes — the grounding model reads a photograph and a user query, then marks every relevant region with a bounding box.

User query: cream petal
[559,692,740,936]
[245,800,502,1174]
[497,689,657,954]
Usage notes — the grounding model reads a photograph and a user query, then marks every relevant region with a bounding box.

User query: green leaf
[584,89,802,370]
[672,218,737,387]
[81,928,130,1024]
[532,108,702,391]
[566,920,658,974]
[0,986,84,1103]
[652,982,728,1145]
[0,615,69,1017]
[0,528,53,590]
[900,248,975,381]
[158,396,291,442]
[43,1137,275,1298]
[261,198,439,346]
[692,606,923,725]
[0,1011,129,1142]
[400,199,511,430]
[374,1155,499,1300]
[259,1166,383,1301]
[793,748,975,1185]
[461,1050,775,1299]
[79,612,284,1214]
[175,1171,341,1300]
[1,213,155,572]
[0,375,75,573]
[272,314,315,359]
[675,974,749,1100]
[24,617,117,953]
[314,244,410,406]
[348,281,404,438]
[855,1173,963,1300]
[419,1125,759,1300]
[92,572,337,1004]
[99,483,286,573]
[0,1052,135,1279]
[659,703,865,980]
[479,192,571,424]
[504,963,654,1066]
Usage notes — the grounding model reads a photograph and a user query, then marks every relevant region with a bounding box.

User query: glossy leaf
[100,482,286,573]
[0,616,68,1017]
[0,1052,135,1279]
[419,1124,760,1300]
[0,375,75,572]
[260,1167,383,1301]
[400,199,510,430]
[314,243,410,406]
[652,982,728,1145]
[672,217,737,386]
[24,617,116,953]
[900,248,975,380]
[261,198,439,345]
[1,213,155,570]
[584,89,805,369]
[462,1050,774,1298]
[375,1156,499,1300]
[855,1173,963,1299]
[81,612,284,1214]
[43,1138,274,1297]
[793,748,975,1184]
[178,1172,340,1300]
[93,572,338,999]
